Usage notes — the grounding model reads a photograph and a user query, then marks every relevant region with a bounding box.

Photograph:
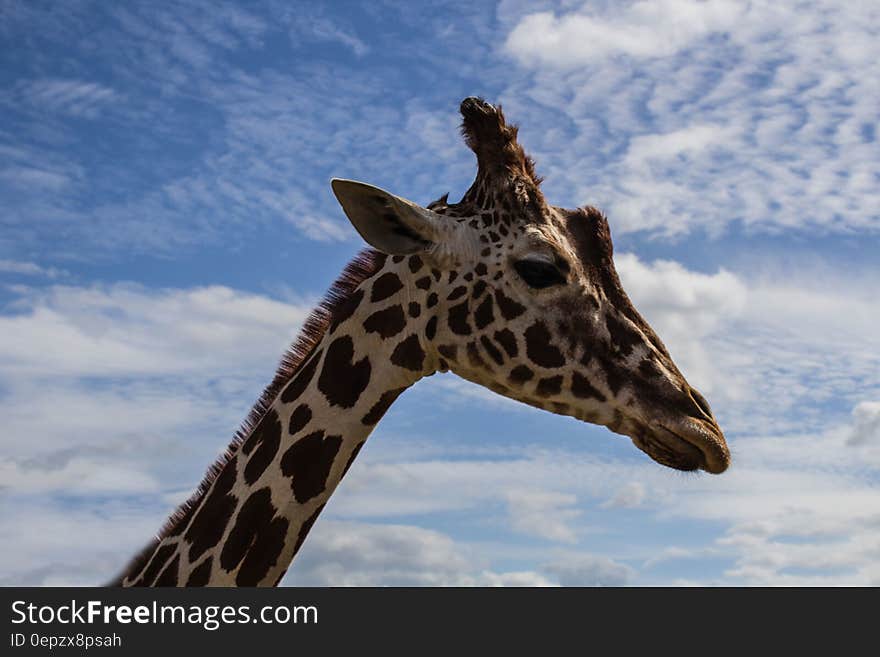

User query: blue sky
[1,0,878,586]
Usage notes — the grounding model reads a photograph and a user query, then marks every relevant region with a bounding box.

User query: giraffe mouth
[634,423,729,474]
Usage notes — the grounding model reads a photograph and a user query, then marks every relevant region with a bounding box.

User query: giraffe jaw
[631,423,730,474]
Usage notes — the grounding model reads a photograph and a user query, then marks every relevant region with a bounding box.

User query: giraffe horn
[459,96,540,184]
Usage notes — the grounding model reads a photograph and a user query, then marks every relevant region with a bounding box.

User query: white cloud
[0,500,165,586]
[287,520,557,587]
[615,253,880,434]
[288,521,473,586]
[641,545,711,570]
[478,571,556,587]
[615,253,747,339]
[504,1,744,66]
[623,123,740,167]
[602,482,645,509]
[0,144,85,198]
[338,401,880,586]
[505,489,581,543]
[328,448,645,523]
[0,281,313,584]
[0,259,66,278]
[0,283,310,377]
[288,519,636,587]
[614,252,746,401]
[330,436,857,588]
[0,456,159,495]
[0,166,73,191]
[12,79,119,119]
[293,16,369,57]
[645,413,880,585]
[541,553,634,586]
[500,1,880,237]
[2,5,379,253]
[848,401,880,447]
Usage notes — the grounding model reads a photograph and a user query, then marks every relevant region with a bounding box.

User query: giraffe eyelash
[513,258,569,288]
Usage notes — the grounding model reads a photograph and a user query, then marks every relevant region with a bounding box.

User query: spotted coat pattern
[116,97,729,587]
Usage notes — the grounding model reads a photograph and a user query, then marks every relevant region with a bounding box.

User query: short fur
[110,249,386,584]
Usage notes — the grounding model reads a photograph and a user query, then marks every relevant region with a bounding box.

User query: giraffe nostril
[689,387,714,420]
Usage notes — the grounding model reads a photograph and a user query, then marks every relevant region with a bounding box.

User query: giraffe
[114,97,729,586]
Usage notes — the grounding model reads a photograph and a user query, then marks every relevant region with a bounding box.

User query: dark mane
[111,248,387,584]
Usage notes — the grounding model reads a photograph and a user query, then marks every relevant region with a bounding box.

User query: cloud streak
[505,0,744,65]
[12,79,119,119]
[500,0,880,238]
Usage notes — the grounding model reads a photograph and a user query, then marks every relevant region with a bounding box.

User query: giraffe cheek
[495,288,526,320]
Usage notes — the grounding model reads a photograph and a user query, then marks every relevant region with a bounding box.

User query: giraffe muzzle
[617,380,730,474]
[652,419,730,474]
[610,407,729,474]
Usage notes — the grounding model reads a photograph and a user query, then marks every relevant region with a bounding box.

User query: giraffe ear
[331,179,444,255]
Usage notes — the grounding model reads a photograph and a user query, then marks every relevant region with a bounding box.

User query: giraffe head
[332,97,729,474]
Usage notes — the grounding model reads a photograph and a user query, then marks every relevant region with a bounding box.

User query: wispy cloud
[0,501,167,586]
[616,253,880,434]
[0,283,310,377]
[601,482,645,509]
[0,165,73,191]
[505,0,744,65]
[328,408,880,585]
[12,79,119,119]
[0,281,313,583]
[848,401,880,447]
[541,553,635,586]
[290,521,484,586]
[292,16,369,57]
[289,520,627,586]
[0,259,66,279]
[505,489,581,543]
[500,1,880,238]
[0,143,84,196]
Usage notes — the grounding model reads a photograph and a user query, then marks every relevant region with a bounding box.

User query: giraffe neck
[121,254,439,586]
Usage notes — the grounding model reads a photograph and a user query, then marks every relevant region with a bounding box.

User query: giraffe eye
[513,259,568,289]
